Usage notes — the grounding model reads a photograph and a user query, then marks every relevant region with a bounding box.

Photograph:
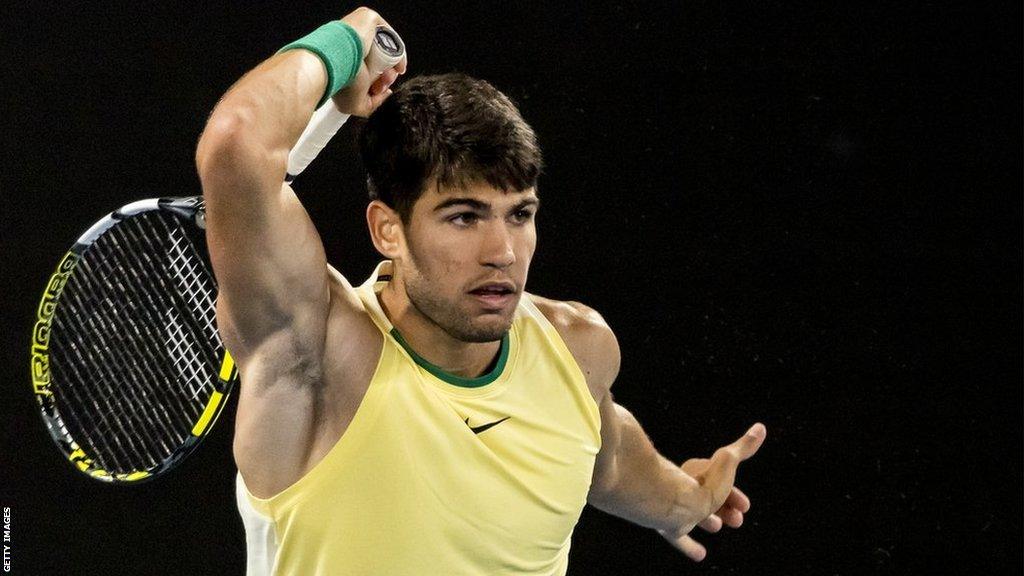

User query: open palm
[658,423,767,562]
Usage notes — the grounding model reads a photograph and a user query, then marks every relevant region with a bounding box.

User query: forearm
[589,405,712,534]
[196,49,327,186]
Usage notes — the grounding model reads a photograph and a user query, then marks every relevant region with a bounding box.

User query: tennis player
[196,7,766,575]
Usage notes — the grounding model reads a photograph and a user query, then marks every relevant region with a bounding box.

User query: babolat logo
[31,252,78,397]
[68,446,109,479]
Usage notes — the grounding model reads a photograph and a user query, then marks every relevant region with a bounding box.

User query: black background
[1,1,1020,574]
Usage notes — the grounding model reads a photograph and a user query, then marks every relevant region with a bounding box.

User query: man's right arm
[194,9,402,496]
[196,47,333,366]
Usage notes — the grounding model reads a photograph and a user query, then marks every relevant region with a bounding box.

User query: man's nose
[480,220,516,269]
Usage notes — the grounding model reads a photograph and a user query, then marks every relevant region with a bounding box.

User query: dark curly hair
[359,73,543,223]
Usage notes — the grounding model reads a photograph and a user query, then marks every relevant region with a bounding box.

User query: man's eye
[511,209,535,223]
[450,212,479,225]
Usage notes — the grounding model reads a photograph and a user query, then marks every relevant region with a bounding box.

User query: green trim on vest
[389,328,509,388]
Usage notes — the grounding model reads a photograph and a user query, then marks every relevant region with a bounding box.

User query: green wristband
[278,21,364,108]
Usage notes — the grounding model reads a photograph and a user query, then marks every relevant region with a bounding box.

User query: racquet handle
[286,25,405,182]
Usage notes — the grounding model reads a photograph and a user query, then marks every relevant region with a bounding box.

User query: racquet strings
[48,210,223,475]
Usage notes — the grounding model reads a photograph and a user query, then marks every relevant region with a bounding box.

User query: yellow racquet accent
[192,391,224,436]
[191,351,234,436]
[219,350,236,381]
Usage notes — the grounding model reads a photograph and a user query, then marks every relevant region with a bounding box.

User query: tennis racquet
[29,25,405,483]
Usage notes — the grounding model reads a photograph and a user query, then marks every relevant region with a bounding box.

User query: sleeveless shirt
[236,261,602,575]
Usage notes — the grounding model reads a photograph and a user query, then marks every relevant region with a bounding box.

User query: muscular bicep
[193,67,339,362]
[203,173,330,361]
[200,152,335,496]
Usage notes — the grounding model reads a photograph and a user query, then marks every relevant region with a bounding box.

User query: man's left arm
[572,305,766,562]
[588,391,765,561]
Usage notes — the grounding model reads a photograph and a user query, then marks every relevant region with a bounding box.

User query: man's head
[360,73,543,343]
[360,73,542,223]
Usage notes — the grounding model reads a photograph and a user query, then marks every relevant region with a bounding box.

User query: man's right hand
[333,7,408,117]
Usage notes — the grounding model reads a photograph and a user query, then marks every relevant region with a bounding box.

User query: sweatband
[278,21,364,108]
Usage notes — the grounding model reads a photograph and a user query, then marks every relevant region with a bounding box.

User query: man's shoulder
[324,265,385,369]
[526,294,620,396]
[527,294,605,329]
[326,264,370,313]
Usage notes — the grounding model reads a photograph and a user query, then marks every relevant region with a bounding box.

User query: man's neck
[378,281,502,379]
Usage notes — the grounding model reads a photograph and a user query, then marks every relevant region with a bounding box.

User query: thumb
[734,423,767,461]
[702,423,767,507]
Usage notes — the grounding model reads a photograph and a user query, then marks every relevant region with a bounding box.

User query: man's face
[398,180,539,343]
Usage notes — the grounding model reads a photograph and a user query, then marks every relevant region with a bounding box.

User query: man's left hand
[658,423,767,562]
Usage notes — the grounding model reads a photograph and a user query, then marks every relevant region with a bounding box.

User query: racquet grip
[286,25,405,182]
[286,102,350,183]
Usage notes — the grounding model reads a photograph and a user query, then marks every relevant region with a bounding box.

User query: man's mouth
[468,283,516,308]
[469,286,515,295]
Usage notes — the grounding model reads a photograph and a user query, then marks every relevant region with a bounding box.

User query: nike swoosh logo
[464,416,511,435]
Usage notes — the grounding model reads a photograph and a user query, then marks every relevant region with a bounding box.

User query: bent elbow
[195,108,264,187]
[587,457,621,507]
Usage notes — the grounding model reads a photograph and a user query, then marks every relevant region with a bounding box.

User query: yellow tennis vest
[238,261,602,575]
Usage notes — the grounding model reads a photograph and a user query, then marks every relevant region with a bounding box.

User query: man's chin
[453,314,514,343]
[460,325,512,343]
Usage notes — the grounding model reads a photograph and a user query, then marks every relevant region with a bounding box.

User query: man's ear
[367,200,404,258]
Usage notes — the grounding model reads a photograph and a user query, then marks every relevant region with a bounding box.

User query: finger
[370,68,399,95]
[731,423,767,461]
[704,448,740,506]
[658,529,707,562]
[697,513,722,533]
[368,87,393,111]
[680,458,709,478]
[344,8,382,54]
[704,424,766,502]
[676,535,707,562]
[725,486,751,513]
[717,506,744,528]
[376,14,395,34]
